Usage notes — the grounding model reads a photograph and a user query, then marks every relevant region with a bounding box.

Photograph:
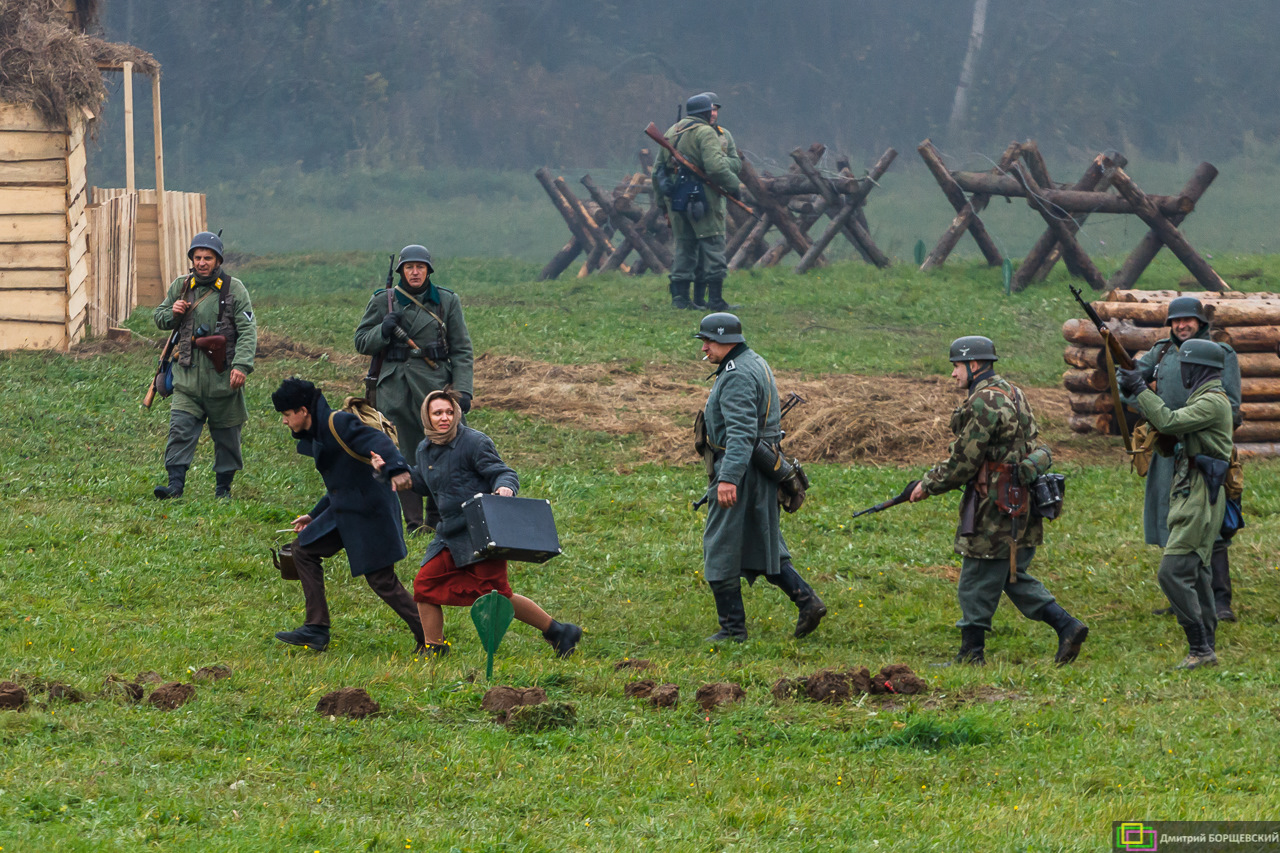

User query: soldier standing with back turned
[653,92,742,312]
[909,336,1088,665]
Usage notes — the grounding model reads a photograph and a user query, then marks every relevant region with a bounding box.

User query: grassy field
[3,257,1280,850]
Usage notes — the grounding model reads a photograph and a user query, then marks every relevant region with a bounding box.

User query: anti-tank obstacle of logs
[1063,290,1280,456]
[918,139,1224,292]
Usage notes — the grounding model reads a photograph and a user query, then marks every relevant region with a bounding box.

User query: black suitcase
[461,493,562,563]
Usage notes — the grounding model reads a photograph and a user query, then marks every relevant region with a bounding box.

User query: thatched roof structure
[0,0,158,128]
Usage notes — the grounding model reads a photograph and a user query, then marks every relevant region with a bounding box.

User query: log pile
[919,139,1224,292]
[1063,290,1280,456]
[535,143,896,280]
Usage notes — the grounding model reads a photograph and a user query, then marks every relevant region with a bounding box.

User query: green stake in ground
[1002,258,1013,294]
[914,239,926,266]
[471,591,514,679]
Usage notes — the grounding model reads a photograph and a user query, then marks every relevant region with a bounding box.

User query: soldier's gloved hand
[1117,367,1147,397]
[380,312,402,340]
[458,392,472,414]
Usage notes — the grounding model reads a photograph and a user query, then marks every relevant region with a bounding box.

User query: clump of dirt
[623,680,655,698]
[148,682,196,711]
[135,671,164,684]
[649,684,679,708]
[101,676,143,702]
[45,682,84,702]
[696,682,745,711]
[315,688,379,719]
[191,665,232,683]
[772,665,928,705]
[0,682,28,709]
[848,667,874,694]
[503,702,576,733]
[872,664,929,695]
[804,670,853,704]
[481,686,547,714]
[614,658,651,671]
[771,677,805,701]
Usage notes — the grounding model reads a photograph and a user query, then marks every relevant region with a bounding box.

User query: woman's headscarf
[421,389,462,445]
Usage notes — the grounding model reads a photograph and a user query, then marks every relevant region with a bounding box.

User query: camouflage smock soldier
[353,244,474,532]
[1121,297,1242,622]
[653,92,742,312]
[909,336,1087,665]
[694,313,825,643]
[152,231,257,499]
[1119,340,1234,669]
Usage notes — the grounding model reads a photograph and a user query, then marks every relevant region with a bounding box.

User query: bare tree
[948,0,989,140]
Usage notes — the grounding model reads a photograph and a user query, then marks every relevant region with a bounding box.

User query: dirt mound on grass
[773,664,928,705]
[148,682,195,710]
[191,665,232,683]
[481,686,547,713]
[315,687,379,719]
[0,682,28,709]
[649,684,679,708]
[503,702,576,732]
[623,679,655,698]
[102,676,143,702]
[696,682,745,711]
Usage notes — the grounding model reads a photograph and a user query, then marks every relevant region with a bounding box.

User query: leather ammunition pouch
[975,459,1028,518]
[1194,454,1230,505]
[272,543,299,580]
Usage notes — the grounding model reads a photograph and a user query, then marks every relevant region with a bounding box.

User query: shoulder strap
[394,285,448,333]
[328,412,372,466]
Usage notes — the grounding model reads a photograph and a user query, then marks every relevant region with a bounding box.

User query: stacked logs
[1063,290,1280,455]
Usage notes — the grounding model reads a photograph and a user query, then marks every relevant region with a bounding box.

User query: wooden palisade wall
[93,188,207,306]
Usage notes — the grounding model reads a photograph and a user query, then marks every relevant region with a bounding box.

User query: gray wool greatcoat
[701,344,783,582]
[295,394,411,576]
[1122,327,1241,546]
[408,426,519,569]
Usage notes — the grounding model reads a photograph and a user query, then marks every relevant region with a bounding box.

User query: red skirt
[414,548,513,606]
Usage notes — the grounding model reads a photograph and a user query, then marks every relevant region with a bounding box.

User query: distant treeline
[99,0,1279,183]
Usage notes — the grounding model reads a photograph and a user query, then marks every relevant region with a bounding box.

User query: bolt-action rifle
[1070,283,1136,451]
[143,329,180,409]
[850,480,920,520]
[644,122,755,217]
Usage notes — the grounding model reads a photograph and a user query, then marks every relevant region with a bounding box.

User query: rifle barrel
[644,122,755,216]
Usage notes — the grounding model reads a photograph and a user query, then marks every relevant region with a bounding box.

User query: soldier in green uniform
[1121,297,1242,622]
[653,92,742,312]
[152,232,257,499]
[694,313,826,643]
[909,336,1088,665]
[1120,340,1235,669]
[354,244,474,533]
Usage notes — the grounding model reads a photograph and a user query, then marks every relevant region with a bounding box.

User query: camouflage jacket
[922,374,1052,559]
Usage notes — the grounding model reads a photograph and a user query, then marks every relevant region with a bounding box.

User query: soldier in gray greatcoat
[354,244,474,533]
[1121,297,1242,622]
[694,313,825,643]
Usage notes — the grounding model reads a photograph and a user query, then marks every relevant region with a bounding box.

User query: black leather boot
[669,280,693,310]
[153,465,187,500]
[705,279,738,312]
[765,560,827,638]
[1177,622,1218,669]
[692,280,708,310]
[215,470,235,499]
[1211,543,1235,622]
[954,626,985,665]
[542,620,583,658]
[1039,601,1089,665]
[706,579,747,643]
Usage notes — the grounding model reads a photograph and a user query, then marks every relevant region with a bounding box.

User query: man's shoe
[1216,606,1237,623]
[214,471,234,499]
[793,593,827,639]
[153,465,186,499]
[1151,606,1175,616]
[1040,602,1088,665]
[414,641,450,659]
[1177,651,1219,670]
[275,625,330,651]
[669,281,693,310]
[953,626,986,665]
[543,621,582,658]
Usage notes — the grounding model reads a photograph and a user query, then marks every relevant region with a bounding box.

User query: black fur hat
[271,377,317,412]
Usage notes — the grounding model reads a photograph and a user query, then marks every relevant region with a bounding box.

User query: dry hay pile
[0,0,156,127]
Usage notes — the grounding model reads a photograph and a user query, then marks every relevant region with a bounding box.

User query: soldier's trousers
[956,547,1056,630]
[1157,551,1216,634]
[293,529,423,640]
[669,221,727,285]
[163,410,242,473]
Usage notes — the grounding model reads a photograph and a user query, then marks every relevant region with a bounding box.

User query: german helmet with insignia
[948,335,998,363]
[694,312,745,344]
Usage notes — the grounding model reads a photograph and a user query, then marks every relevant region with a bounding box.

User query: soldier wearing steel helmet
[909,336,1088,665]
[693,312,826,643]
[354,244,474,533]
[152,231,257,499]
[1120,296,1242,622]
[653,92,742,312]
[1119,340,1234,668]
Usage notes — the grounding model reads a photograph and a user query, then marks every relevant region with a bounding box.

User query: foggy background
[84,0,1280,259]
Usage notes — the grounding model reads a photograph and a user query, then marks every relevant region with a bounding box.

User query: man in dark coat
[271,378,425,652]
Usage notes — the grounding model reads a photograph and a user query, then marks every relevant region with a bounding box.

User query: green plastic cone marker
[471,591,514,680]
[1002,258,1013,294]
[914,239,926,266]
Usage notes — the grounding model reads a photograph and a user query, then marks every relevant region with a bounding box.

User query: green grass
[4,256,1280,850]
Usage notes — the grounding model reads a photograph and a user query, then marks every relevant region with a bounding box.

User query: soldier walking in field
[653,92,742,312]
[1119,341,1235,669]
[354,244,474,533]
[694,313,825,643]
[1120,297,1242,622]
[909,336,1088,665]
[152,232,257,499]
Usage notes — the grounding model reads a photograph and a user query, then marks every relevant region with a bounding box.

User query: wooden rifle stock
[1070,284,1136,450]
[143,330,179,409]
[644,122,755,216]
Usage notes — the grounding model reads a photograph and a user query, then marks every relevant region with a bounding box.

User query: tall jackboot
[1039,601,1089,665]
[1177,622,1218,669]
[1211,543,1235,622]
[765,560,827,638]
[705,279,738,312]
[669,280,693,310]
[214,470,235,499]
[954,626,985,665]
[692,280,709,310]
[153,465,187,500]
[706,579,747,643]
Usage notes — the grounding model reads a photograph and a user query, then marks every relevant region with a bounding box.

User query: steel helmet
[694,312,745,344]
[1166,296,1208,325]
[396,244,434,274]
[685,92,720,115]
[188,231,224,262]
[948,335,998,363]
[1178,338,1226,369]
